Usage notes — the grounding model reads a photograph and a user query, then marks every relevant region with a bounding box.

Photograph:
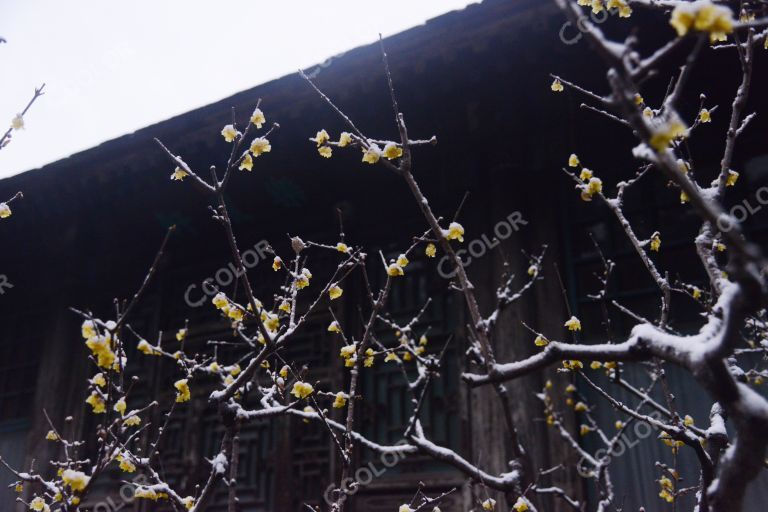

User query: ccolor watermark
[184,240,270,307]
[577,410,664,476]
[323,441,410,505]
[437,212,527,279]
[716,185,768,233]
[0,275,12,295]
[91,474,149,512]
[559,7,623,46]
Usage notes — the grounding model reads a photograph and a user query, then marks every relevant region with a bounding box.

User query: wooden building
[1,0,767,510]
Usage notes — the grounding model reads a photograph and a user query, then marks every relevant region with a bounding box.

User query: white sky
[0,0,477,179]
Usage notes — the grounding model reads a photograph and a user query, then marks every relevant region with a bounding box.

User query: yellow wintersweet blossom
[137,340,157,356]
[30,497,48,512]
[263,312,280,331]
[209,362,221,373]
[175,379,191,403]
[279,301,291,313]
[574,402,588,412]
[91,372,106,387]
[272,256,283,271]
[171,167,189,181]
[586,177,602,195]
[699,108,712,123]
[328,321,341,333]
[551,78,564,92]
[364,348,375,367]
[318,146,332,158]
[680,190,689,203]
[0,202,11,219]
[213,292,228,309]
[425,243,437,258]
[606,0,631,16]
[85,336,116,369]
[512,497,529,512]
[333,392,347,409]
[362,145,382,164]
[250,108,266,129]
[643,107,654,118]
[446,221,465,242]
[387,263,405,277]
[670,1,734,43]
[291,381,314,399]
[650,119,688,151]
[383,142,403,160]
[565,384,576,393]
[336,242,349,253]
[650,232,661,252]
[482,498,496,510]
[329,284,343,300]
[340,343,357,360]
[579,168,593,181]
[82,320,97,339]
[726,170,739,186]
[239,153,254,171]
[534,335,549,347]
[568,153,580,167]
[118,455,136,473]
[62,469,90,492]
[580,425,591,436]
[396,254,409,268]
[182,497,196,510]
[563,360,584,370]
[384,352,400,363]
[659,476,675,502]
[124,415,141,427]
[279,365,289,379]
[692,287,702,300]
[296,268,312,289]
[134,488,159,500]
[715,242,726,252]
[615,420,624,429]
[591,0,604,14]
[590,361,602,370]
[580,177,603,201]
[114,398,127,416]
[11,114,25,130]
[684,414,695,426]
[250,137,271,156]
[221,124,240,143]
[564,316,582,331]
[338,132,353,147]
[176,328,187,342]
[399,505,413,512]
[46,430,58,441]
[314,129,330,146]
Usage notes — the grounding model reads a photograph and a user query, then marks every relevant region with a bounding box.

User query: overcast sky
[0,0,476,179]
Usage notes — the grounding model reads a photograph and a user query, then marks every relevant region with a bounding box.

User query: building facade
[1,0,767,510]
